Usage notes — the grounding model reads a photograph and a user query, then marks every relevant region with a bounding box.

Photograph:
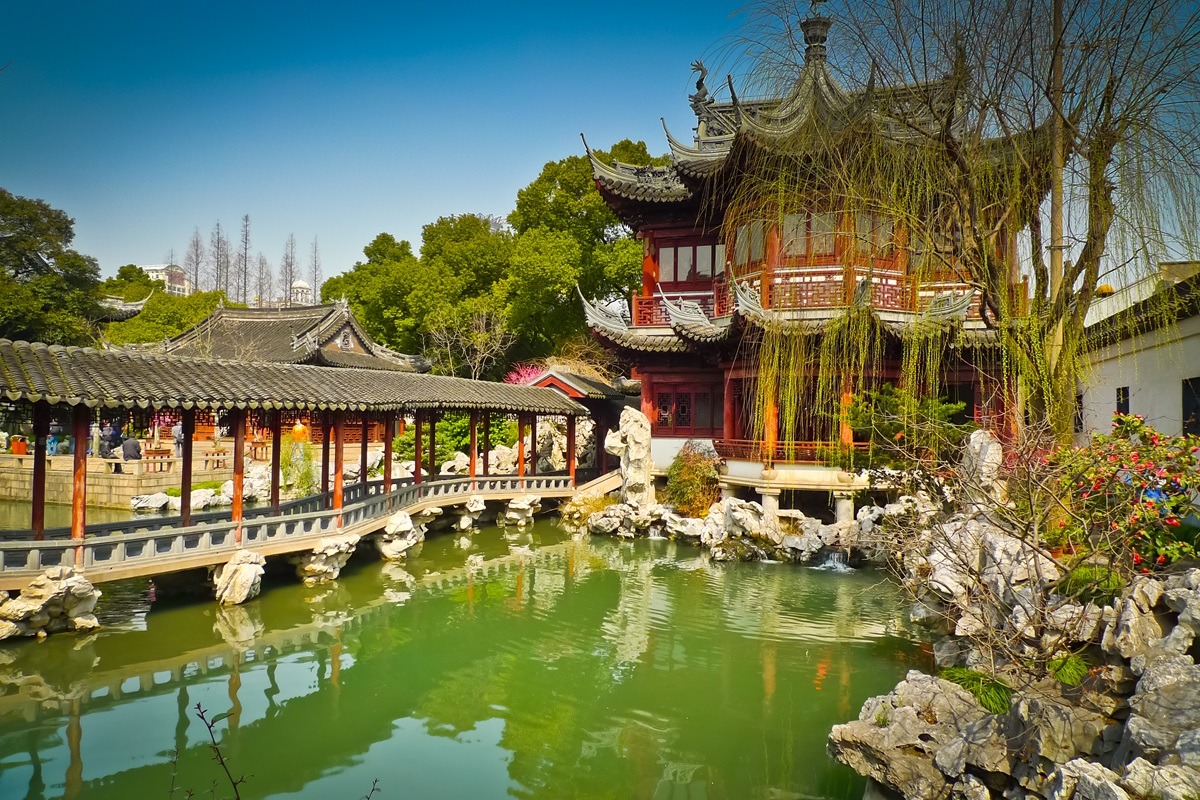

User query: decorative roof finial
[801,0,833,63]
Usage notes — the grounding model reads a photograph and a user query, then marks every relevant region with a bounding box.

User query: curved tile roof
[0,339,588,416]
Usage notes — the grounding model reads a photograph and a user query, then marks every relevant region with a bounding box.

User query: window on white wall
[1116,386,1130,416]
[1184,378,1200,436]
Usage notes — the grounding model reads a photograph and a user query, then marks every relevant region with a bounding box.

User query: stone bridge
[0,471,621,592]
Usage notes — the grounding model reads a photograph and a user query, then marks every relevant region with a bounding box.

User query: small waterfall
[811,549,854,572]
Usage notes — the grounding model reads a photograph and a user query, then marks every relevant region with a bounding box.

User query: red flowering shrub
[1056,415,1200,568]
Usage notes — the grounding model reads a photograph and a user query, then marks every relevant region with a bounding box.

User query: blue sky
[2,1,751,280]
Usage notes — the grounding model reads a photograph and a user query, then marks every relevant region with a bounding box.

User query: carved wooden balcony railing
[630,267,978,326]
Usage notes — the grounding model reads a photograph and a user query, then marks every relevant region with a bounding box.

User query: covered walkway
[0,338,592,581]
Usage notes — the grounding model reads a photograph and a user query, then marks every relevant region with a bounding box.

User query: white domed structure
[290,279,313,306]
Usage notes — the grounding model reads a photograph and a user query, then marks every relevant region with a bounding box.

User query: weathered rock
[212,550,266,605]
[962,429,1004,494]
[0,567,101,638]
[604,408,655,508]
[132,492,170,511]
[1117,758,1200,800]
[290,533,360,585]
[456,494,486,530]
[780,532,824,563]
[1113,656,1200,766]
[1044,759,1130,800]
[376,511,425,560]
[503,495,542,527]
[441,452,470,475]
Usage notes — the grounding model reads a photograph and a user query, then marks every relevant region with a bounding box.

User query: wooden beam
[333,411,345,527]
[414,410,423,485]
[517,414,526,477]
[468,410,478,479]
[360,413,369,487]
[321,411,331,503]
[231,409,246,543]
[529,415,537,475]
[482,414,490,476]
[31,402,48,540]
[270,410,282,512]
[566,415,577,485]
[70,405,89,566]
[181,409,195,527]
[428,412,437,480]
[382,413,394,493]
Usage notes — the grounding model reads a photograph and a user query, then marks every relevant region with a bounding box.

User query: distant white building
[290,279,313,306]
[1078,261,1200,438]
[140,264,193,297]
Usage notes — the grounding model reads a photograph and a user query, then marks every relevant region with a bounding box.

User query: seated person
[122,435,143,461]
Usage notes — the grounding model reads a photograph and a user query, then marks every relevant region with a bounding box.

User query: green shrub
[847,382,974,469]
[939,667,1014,715]
[392,413,517,464]
[662,442,721,518]
[1059,564,1126,603]
[1047,654,1090,687]
[282,441,318,496]
[165,480,225,498]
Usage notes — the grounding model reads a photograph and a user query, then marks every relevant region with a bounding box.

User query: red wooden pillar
[529,415,537,476]
[413,410,423,485]
[482,414,490,475]
[231,409,246,543]
[383,413,394,493]
[723,376,737,441]
[566,415,577,485]
[641,375,655,425]
[764,223,781,309]
[839,377,855,447]
[70,405,89,567]
[642,231,656,295]
[31,402,49,539]
[181,409,195,526]
[428,412,437,480]
[517,415,526,477]
[360,413,369,487]
[468,410,478,479]
[320,411,331,502]
[269,410,282,512]
[333,411,345,527]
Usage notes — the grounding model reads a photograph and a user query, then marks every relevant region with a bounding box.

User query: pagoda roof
[154,300,430,373]
[580,280,996,354]
[586,11,968,216]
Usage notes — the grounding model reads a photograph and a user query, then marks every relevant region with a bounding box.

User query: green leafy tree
[0,189,102,344]
[100,264,157,301]
[104,290,228,346]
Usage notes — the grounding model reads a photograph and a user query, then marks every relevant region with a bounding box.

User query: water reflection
[0,522,925,800]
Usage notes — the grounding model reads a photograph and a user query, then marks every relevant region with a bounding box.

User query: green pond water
[0,500,133,531]
[0,520,927,800]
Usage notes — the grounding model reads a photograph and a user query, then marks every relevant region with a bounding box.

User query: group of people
[98,422,142,463]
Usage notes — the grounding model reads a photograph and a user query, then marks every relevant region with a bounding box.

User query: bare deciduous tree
[236,214,251,304]
[255,252,273,307]
[426,304,516,380]
[279,234,299,306]
[208,221,230,295]
[184,228,205,292]
[309,236,322,301]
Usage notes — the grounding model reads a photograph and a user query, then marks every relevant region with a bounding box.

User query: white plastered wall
[1080,313,1200,437]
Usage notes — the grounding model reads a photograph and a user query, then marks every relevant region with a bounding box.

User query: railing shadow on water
[0,473,580,580]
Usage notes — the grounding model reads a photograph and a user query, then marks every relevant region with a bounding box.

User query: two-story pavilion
[580,8,1031,516]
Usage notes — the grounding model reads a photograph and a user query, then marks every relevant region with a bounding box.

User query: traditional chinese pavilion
[580,7,1026,514]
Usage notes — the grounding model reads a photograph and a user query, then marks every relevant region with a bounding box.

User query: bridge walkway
[0,470,620,591]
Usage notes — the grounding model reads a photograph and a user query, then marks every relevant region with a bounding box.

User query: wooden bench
[203,452,230,470]
[143,448,174,473]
